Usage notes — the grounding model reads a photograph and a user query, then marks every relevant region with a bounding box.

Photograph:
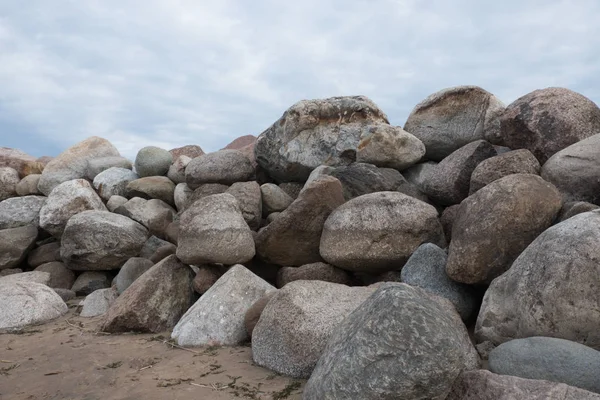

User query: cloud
[0,0,599,158]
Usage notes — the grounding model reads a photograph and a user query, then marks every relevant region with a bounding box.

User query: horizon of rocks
[1,85,600,399]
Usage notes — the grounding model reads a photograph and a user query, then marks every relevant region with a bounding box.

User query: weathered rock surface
[260,183,293,216]
[402,161,437,192]
[470,149,540,194]
[441,203,461,241]
[559,201,600,221]
[185,150,254,188]
[15,174,42,196]
[169,144,204,159]
[0,225,38,270]
[192,265,227,295]
[114,257,154,294]
[85,156,132,180]
[71,271,111,296]
[35,262,75,289]
[80,288,119,317]
[93,167,139,200]
[114,197,175,237]
[0,167,20,201]
[0,281,67,330]
[27,242,60,268]
[134,146,173,177]
[0,195,46,229]
[226,181,262,230]
[106,195,128,212]
[0,147,37,177]
[355,124,425,170]
[276,262,352,288]
[0,271,51,286]
[139,236,172,259]
[244,291,277,338]
[167,155,191,184]
[126,176,175,206]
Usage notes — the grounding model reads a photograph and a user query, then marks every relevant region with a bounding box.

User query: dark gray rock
[441,204,461,242]
[192,265,227,295]
[227,181,262,230]
[0,196,46,230]
[35,262,75,289]
[71,271,111,296]
[139,236,172,259]
[185,150,254,188]
[278,182,303,199]
[470,149,540,194]
[114,257,154,294]
[559,201,600,221]
[0,225,38,270]
[53,288,76,302]
[134,146,173,177]
[28,242,60,268]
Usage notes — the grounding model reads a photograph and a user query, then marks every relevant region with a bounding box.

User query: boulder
[27,242,60,268]
[134,146,173,177]
[175,183,230,212]
[252,281,376,378]
[0,282,67,330]
[174,183,193,212]
[139,236,172,259]
[192,265,227,295]
[320,191,445,273]
[35,262,75,289]
[0,167,20,201]
[496,87,600,163]
[185,150,255,188]
[85,156,132,180]
[559,201,600,221]
[276,263,352,288]
[0,271,51,286]
[222,135,256,150]
[176,193,255,265]
[38,136,121,195]
[0,195,46,229]
[71,271,111,296]
[114,257,154,294]
[489,337,600,394]
[101,255,195,333]
[0,147,37,177]
[260,183,293,216]
[441,204,461,241]
[39,179,107,237]
[53,288,76,302]
[106,195,128,212]
[355,124,425,170]
[470,149,540,194]
[61,210,148,271]
[256,176,345,266]
[404,86,505,161]
[114,197,175,237]
[447,174,562,284]
[126,176,175,206]
[167,155,191,184]
[80,288,119,317]
[475,211,600,350]
[0,225,38,270]
[402,161,437,191]
[172,265,275,346]
[93,167,139,200]
[169,144,204,159]
[15,174,42,196]
[226,181,262,230]
[165,222,179,245]
[278,182,303,199]
[244,291,277,338]
[149,243,176,263]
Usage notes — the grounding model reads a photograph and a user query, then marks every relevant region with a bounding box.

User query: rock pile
[2,86,600,399]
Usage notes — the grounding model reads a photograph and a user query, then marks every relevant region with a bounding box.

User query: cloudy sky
[1,0,599,159]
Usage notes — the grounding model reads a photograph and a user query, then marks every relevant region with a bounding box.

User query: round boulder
[134,146,173,177]
[0,167,20,201]
[185,150,255,188]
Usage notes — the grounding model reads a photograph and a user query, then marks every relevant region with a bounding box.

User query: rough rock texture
[114,197,175,238]
[28,242,61,268]
[172,265,275,347]
[80,288,119,317]
[71,271,111,296]
[185,150,255,188]
[0,281,68,330]
[475,211,600,350]
[149,243,176,263]
[0,167,20,201]
[177,193,255,265]
[226,181,262,230]
[496,87,600,163]
[126,176,175,206]
[253,281,376,378]
[139,236,172,259]
[422,140,497,205]
[16,174,42,196]
[0,195,46,229]
[401,243,477,321]
[541,133,600,204]
[260,183,293,216]
[470,149,540,194]
[169,144,204,159]
[0,147,37,177]
[276,263,352,288]
[448,370,600,400]
[559,201,600,221]
[489,337,600,394]
[85,156,132,180]
[320,191,445,273]
[192,265,227,295]
[167,155,191,184]
[278,182,303,199]
[93,167,139,200]
[0,271,51,286]
[303,283,479,400]
[223,135,257,150]
[101,255,194,333]
[402,161,438,192]
[40,179,107,237]
[0,225,38,270]
[256,176,345,266]
[106,195,128,212]
[403,86,505,161]
[355,124,425,170]
[38,136,121,196]
[114,257,154,294]
[244,291,277,338]
[35,262,75,289]
[174,183,230,212]
[61,210,149,271]
[441,203,461,242]
[134,146,173,177]
[53,288,76,302]
[447,174,562,284]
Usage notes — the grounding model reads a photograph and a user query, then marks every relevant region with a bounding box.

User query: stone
[149,243,176,263]
[356,124,425,170]
[0,271,51,286]
[400,243,476,321]
[489,337,600,394]
[93,167,139,200]
[226,181,262,230]
[39,179,107,237]
[252,281,376,378]
[164,221,178,244]
[134,146,173,177]
[114,257,154,294]
[320,191,445,273]
[447,174,562,284]
[0,282,67,330]
[169,144,204,159]
[559,201,600,221]
[53,288,76,302]
[448,370,600,400]
[441,204,461,242]
[15,174,42,196]
[35,262,75,289]
[174,183,230,212]
[172,265,274,346]
[223,135,257,150]
[185,150,255,188]
[126,176,175,206]
[244,291,277,338]
[114,197,175,238]
[61,211,149,271]
[0,195,46,229]
[276,262,352,288]
[106,195,128,212]
[496,87,600,163]
[422,140,497,206]
[260,183,293,216]
[80,288,119,317]
[38,136,121,195]
[0,225,38,270]
[404,86,505,161]
[265,212,280,224]
[0,147,37,177]
[0,167,20,201]
[542,133,600,204]
[192,265,227,295]
[101,255,195,333]
[470,149,540,194]
[303,283,480,400]
[177,193,255,265]
[71,271,111,296]
[139,236,172,259]
[0,268,22,277]
[402,161,437,191]
[278,182,303,199]
[256,176,345,266]
[173,183,193,212]
[167,155,191,184]
[475,211,600,350]
[85,156,132,180]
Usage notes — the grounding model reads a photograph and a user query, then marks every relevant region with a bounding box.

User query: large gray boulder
[27,242,60,268]
[39,179,107,237]
[303,283,480,400]
[404,86,505,161]
[470,149,540,194]
[93,167,139,200]
[114,257,154,294]
[320,191,445,273]
[447,174,562,284]
[541,133,600,204]
[113,197,175,237]
[176,193,255,265]
[71,271,111,296]
[34,262,75,289]
[226,181,262,231]
[0,195,46,229]
[38,136,121,195]
[355,124,425,170]
[276,262,352,288]
[61,210,149,271]
[185,150,254,188]
[0,225,38,270]
[167,155,191,184]
[134,146,172,177]
[85,156,132,180]
[80,288,119,317]
[252,281,376,378]
[0,167,20,201]
[16,174,42,196]
[496,87,600,163]
[476,211,600,350]
[260,183,293,216]
[172,265,275,347]
[0,281,67,330]
[126,176,175,206]
[489,337,600,394]
[0,271,51,286]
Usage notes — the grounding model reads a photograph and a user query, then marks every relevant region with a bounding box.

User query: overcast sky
[1,0,599,159]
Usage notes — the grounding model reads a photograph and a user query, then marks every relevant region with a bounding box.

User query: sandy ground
[0,303,305,400]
